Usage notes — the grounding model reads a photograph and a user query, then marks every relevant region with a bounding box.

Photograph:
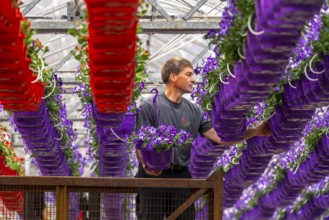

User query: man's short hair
[161,57,193,84]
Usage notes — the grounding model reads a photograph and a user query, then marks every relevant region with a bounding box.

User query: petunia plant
[214,142,246,173]
[129,124,193,153]
[68,18,98,175]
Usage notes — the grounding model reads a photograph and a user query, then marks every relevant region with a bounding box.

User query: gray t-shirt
[136,93,212,167]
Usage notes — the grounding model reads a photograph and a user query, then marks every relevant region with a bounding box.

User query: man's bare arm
[203,120,271,146]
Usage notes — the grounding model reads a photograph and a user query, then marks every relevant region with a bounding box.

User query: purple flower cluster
[139,81,145,91]
[232,106,329,219]
[215,144,241,170]
[218,0,239,37]
[127,144,139,177]
[278,107,329,170]
[246,102,266,128]
[8,114,17,132]
[51,75,84,176]
[129,124,193,152]
[72,83,90,98]
[192,57,218,106]
[307,176,329,195]
[284,13,323,79]
[303,107,329,136]
[227,158,280,216]
[82,103,98,172]
[205,0,238,38]
[191,1,239,106]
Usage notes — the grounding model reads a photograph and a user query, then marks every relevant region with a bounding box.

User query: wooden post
[56,186,68,220]
[208,188,214,220]
[207,171,223,220]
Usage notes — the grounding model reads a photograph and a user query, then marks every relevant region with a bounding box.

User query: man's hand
[142,163,162,176]
[254,120,271,137]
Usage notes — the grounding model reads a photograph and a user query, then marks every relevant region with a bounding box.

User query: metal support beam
[191,46,211,65]
[140,20,219,34]
[52,50,75,73]
[179,0,204,15]
[183,0,208,21]
[30,20,76,33]
[22,0,41,15]
[148,35,202,63]
[147,74,159,84]
[67,1,83,21]
[30,20,220,34]
[68,100,82,115]
[146,0,172,21]
[140,19,220,34]
[207,1,225,15]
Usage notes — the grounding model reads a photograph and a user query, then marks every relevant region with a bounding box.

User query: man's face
[173,67,195,93]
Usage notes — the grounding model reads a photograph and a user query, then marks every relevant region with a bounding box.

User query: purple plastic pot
[140,148,173,171]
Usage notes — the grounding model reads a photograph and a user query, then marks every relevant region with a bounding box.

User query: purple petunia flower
[130,124,193,151]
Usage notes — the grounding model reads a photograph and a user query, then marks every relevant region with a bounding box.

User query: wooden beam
[167,188,208,220]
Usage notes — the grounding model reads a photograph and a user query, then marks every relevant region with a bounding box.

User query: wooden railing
[0,171,223,220]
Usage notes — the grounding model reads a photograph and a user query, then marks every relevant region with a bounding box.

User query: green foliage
[69,20,99,175]
[11,0,19,8]
[305,127,328,151]
[274,209,286,220]
[290,190,310,213]
[137,2,149,18]
[133,32,149,102]
[291,128,329,171]
[221,143,246,173]
[199,0,255,111]
[263,86,284,119]
[0,127,24,175]
[69,21,92,105]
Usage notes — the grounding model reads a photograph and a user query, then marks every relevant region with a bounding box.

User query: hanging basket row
[92,101,135,177]
[242,135,329,219]
[13,100,71,176]
[212,0,323,142]
[223,57,329,208]
[92,101,135,220]
[188,134,225,179]
[85,0,139,113]
[0,1,44,112]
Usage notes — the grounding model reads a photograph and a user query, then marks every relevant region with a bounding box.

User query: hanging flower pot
[141,148,173,171]
[89,32,136,49]
[129,124,193,171]
[89,45,136,65]
[92,101,125,122]
[89,61,134,78]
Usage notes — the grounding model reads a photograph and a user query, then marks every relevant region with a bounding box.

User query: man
[135,57,271,219]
